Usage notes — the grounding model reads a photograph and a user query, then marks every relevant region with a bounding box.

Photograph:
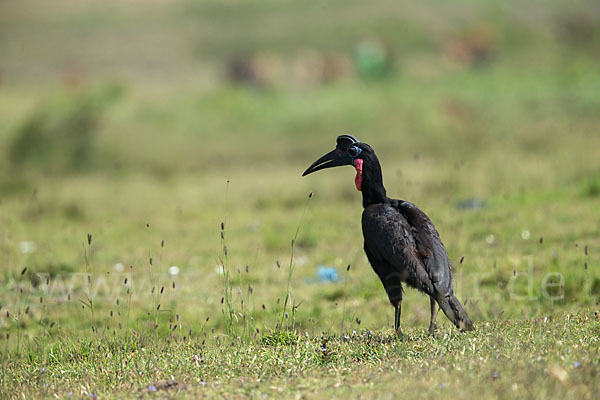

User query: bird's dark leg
[428,297,438,336]
[394,303,402,336]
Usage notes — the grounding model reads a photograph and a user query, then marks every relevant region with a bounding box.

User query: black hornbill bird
[303,135,473,334]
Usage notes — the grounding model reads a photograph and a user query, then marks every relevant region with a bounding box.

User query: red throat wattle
[353,158,363,191]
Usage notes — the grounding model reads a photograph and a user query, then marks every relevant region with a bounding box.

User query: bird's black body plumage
[303,135,473,334]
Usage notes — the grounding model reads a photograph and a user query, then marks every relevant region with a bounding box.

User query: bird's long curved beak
[302,149,352,176]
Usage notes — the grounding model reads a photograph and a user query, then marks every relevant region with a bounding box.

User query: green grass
[2,314,599,398]
[1,0,600,398]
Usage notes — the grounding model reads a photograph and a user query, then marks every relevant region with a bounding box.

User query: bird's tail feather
[437,295,474,332]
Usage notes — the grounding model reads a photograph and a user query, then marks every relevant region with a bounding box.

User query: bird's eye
[348,145,362,158]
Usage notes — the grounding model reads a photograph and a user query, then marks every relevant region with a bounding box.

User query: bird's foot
[427,323,437,337]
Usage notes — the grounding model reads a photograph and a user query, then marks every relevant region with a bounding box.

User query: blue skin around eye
[349,146,362,158]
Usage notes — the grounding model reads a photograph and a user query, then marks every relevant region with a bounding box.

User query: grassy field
[1,0,599,398]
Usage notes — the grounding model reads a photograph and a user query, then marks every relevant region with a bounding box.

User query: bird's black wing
[362,202,434,295]
[393,200,454,297]
[362,200,454,297]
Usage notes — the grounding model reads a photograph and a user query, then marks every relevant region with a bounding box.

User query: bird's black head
[302,135,379,195]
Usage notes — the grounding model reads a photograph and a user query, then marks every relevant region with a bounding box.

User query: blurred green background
[0,0,599,337]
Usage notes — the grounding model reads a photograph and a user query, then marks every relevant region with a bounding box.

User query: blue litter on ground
[317,266,338,282]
